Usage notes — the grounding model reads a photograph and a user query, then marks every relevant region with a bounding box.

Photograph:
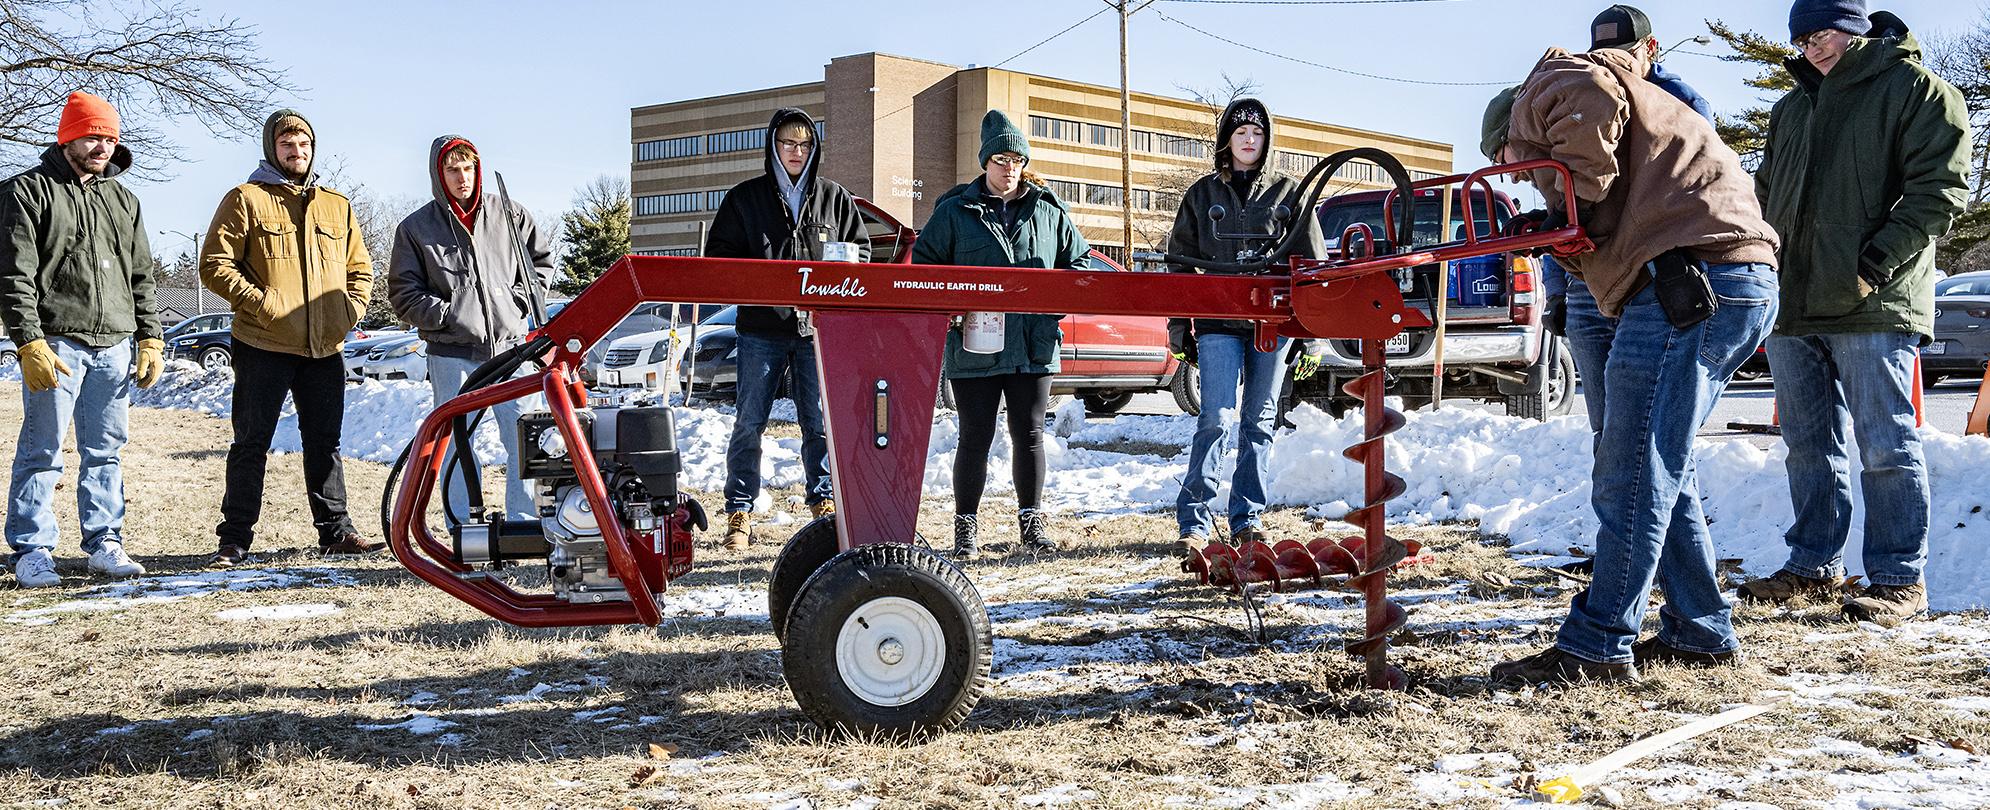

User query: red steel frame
[389,161,1590,686]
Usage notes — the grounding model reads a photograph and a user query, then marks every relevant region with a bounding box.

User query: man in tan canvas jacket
[199,109,378,567]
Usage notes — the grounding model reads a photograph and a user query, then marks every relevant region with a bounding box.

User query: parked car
[1928,271,1990,386]
[678,306,743,399]
[360,334,428,381]
[343,331,410,381]
[167,323,235,370]
[165,312,231,341]
[0,336,15,374]
[1289,186,1573,420]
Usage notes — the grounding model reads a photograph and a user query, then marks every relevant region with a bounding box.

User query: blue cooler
[1449,255,1505,308]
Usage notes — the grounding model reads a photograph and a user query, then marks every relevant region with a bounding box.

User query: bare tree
[1927,9,1990,205]
[316,157,424,328]
[1,0,297,176]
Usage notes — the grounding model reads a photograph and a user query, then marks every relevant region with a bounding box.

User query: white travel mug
[962,311,1005,354]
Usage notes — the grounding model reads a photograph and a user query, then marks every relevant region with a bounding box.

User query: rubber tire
[1506,338,1577,420]
[782,543,991,739]
[1170,362,1201,416]
[200,346,231,370]
[938,378,956,411]
[768,516,841,642]
[1081,391,1133,416]
[0,349,16,372]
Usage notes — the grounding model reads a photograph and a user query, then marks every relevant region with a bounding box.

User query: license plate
[1925,342,1947,355]
[1385,333,1413,355]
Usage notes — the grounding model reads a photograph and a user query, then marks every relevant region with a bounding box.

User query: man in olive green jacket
[1744,4,1971,624]
[1,91,162,587]
[199,109,378,567]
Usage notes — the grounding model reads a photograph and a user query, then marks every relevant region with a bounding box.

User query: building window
[1129,130,1154,153]
[1275,150,1322,177]
[1084,183,1123,208]
[1086,123,1121,148]
[635,136,700,162]
[1029,115,1080,143]
[633,248,698,257]
[1042,179,1081,202]
[634,192,702,217]
[1131,188,1154,210]
[1333,160,1391,184]
[706,127,765,154]
[1157,134,1209,160]
[1411,170,1444,182]
[706,190,727,210]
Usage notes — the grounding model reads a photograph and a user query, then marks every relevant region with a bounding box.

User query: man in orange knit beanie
[1,91,163,588]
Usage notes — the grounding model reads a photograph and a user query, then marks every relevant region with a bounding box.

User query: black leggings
[951,373,1052,515]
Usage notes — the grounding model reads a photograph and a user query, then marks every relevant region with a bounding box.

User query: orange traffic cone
[1968,362,1989,438]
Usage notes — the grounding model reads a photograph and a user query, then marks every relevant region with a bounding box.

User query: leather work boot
[810,499,836,520]
[1175,533,1207,559]
[1632,636,1738,669]
[1843,582,1929,626]
[1019,508,1057,553]
[950,514,980,561]
[723,512,752,550]
[321,531,386,556]
[1737,569,1839,604]
[1490,646,1640,687]
[1230,525,1269,546]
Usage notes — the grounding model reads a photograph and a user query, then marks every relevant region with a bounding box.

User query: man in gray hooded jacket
[387,136,556,525]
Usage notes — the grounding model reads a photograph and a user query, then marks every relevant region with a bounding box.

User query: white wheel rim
[835,595,946,707]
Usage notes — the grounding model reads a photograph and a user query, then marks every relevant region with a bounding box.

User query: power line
[993,6,1115,69]
[875,5,1113,122]
[1156,10,1515,86]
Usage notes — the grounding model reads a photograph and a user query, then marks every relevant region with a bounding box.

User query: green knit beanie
[1480,86,1520,162]
[978,110,1030,166]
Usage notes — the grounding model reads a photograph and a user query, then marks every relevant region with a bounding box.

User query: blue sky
[73,0,1976,261]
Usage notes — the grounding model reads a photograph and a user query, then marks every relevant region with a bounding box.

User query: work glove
[18,339,72,393]
[1167,318,1196,365]
[134,338,165,388]
[1542,294,1567,336]
[1291,340,1329,380]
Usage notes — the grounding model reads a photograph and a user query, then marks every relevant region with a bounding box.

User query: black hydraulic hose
[380,336,554,541]
[1163,147,1418,275]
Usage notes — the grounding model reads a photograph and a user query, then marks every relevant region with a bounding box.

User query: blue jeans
[1177,333,1288,537]
[1764,332,1929,587]
[1555,263,1778,664]
[1564,276,1610,437]
[724,332,831,513]
[428,354,535,525]
[8,337,132,559]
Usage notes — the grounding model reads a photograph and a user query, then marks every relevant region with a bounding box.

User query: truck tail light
[1508,255,1536,322]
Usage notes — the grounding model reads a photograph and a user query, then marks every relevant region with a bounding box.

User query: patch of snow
[213,603,342,621]
[5,567,357,625]
[1161,775,1370,807]
[357,712,458,736]
[1019,784,1098,807]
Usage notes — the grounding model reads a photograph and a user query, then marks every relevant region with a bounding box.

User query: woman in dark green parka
[911,110,1090,560]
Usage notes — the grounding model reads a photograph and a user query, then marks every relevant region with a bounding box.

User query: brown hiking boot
[1231,526,1269,546]
[1175,533,1207,558]
[810,500,836,520]
[1490,646,1639,687]
[320,531,385,556]
[1632,636,1738,669]
[723,512,752,550]
[208,545,247,569]
[1737,569,1838,604]
[1843,583,1928,626]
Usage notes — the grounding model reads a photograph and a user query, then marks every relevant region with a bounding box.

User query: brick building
[630,52,1453,262]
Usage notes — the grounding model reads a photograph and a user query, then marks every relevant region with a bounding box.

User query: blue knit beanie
[978,110,1029,167]
[1789,0,1870,42]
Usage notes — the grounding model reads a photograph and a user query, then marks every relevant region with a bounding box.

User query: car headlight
[649,339,672,363]
[175,339,196,348]
[724,347,737,360]
[385,343,418,358]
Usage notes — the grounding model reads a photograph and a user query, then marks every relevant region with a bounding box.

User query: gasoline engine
[446,403,705,605]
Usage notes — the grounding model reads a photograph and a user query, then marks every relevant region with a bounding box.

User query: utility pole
[1111,0,1156,266]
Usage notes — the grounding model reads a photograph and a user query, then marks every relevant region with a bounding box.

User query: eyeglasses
[776,139,815,152]
[989,154,1028,168]
[1792,30,1837,50]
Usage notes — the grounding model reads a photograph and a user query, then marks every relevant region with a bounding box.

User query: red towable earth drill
[388,150,1590,737]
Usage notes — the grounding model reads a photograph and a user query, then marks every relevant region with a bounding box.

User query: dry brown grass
[2,388,1987,809]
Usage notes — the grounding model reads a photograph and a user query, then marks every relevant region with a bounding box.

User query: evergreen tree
[554,177,631,296]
